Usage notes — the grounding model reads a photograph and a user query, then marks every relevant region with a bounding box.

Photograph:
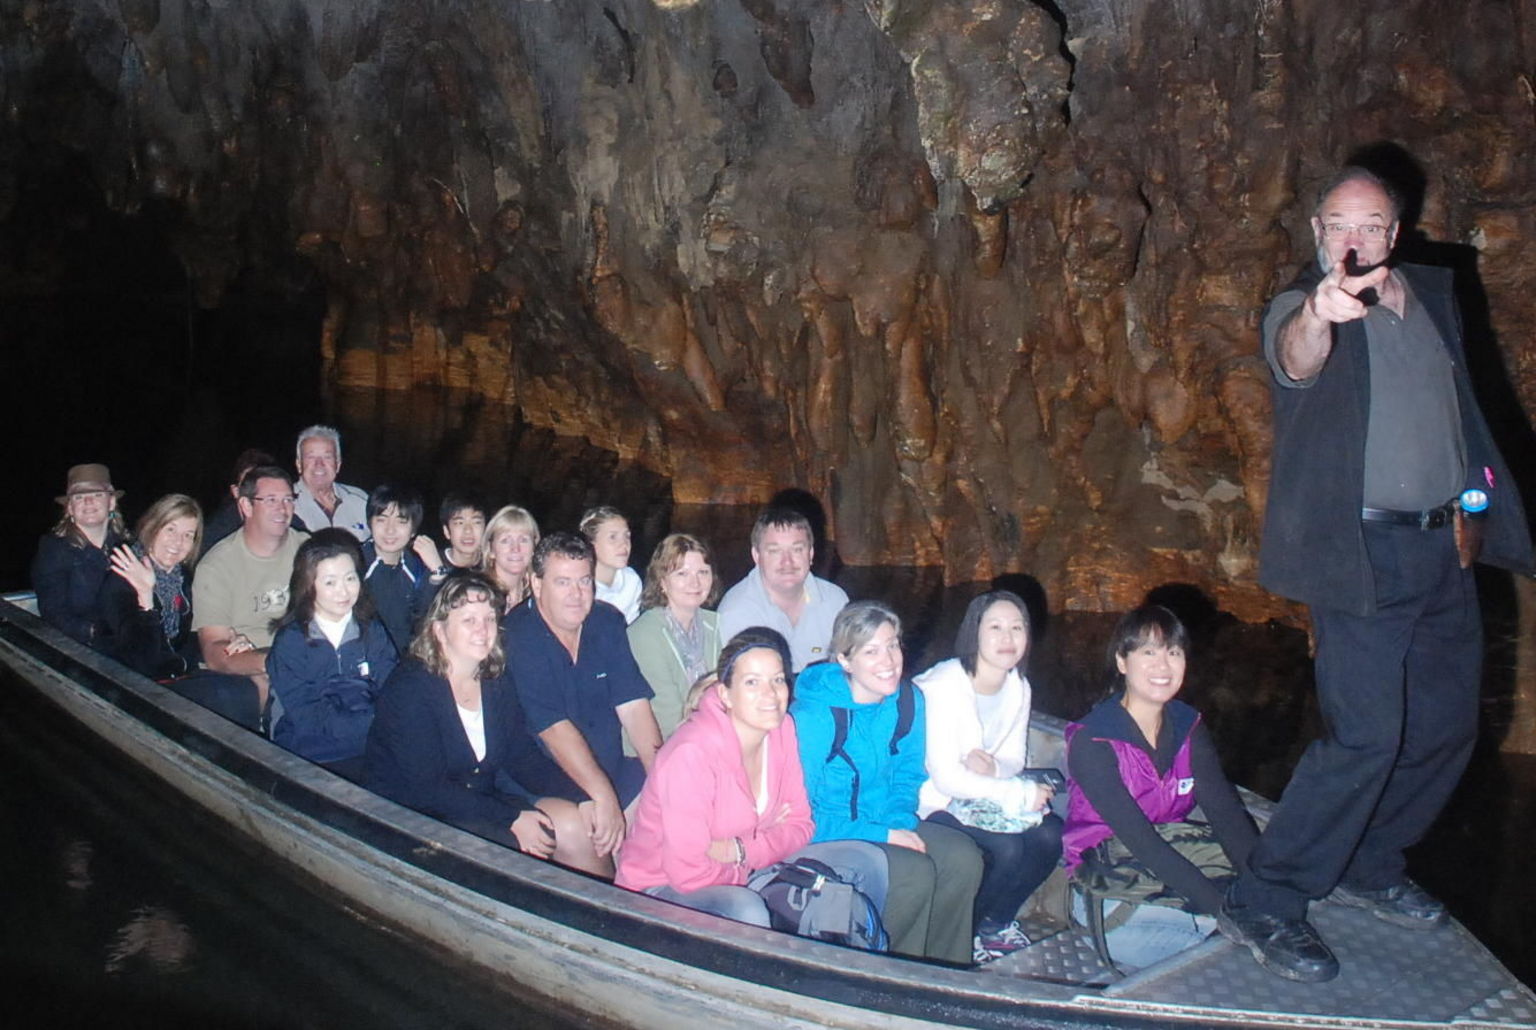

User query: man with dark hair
[503,531,662,862]
[1220,166,1532,982]
[439,491,488,570]
[189,464,310,728]
[361,484,450,652]
[202,448,308,556]
[717,505,849,672]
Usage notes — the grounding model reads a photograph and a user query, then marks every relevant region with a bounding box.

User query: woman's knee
[537,798,611,876]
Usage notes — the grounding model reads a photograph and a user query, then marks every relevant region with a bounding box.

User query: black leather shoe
[1218,891,1339,983]
[1330,880,1447,930]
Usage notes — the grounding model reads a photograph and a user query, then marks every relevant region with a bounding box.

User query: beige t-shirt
[191,530,309,648]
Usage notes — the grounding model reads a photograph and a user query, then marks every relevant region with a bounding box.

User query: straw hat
[56,463,125,505]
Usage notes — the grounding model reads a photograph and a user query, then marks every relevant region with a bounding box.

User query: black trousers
[926,810,1063,928]
[1236,522,1481,921]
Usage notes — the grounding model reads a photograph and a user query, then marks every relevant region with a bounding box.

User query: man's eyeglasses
[252,494,298,508]
[1320,222,1392,239]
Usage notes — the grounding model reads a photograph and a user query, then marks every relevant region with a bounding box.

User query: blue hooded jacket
[790,661,925,843]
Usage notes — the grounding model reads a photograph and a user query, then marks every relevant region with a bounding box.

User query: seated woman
[481,505,539,613]
[580,506,643,623]
[626,533,722,745]
[32,464,130,646]
[101,493,204,679]
[266,530,399,779]
[792,602,984,965]
[617,629,887,932]
[916,591,1063,963]
[1063,605,1257,969]
[366,572,605,874]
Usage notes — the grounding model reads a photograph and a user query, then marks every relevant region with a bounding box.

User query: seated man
[716,506,849,672]
[189,465,309,729]
[504,532,662,861]
[293,425,369,541]
[201,448,297,557]
[362,484,451,654]
[439,491,488,570]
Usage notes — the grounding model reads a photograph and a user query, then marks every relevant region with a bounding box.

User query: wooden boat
[2,594,1531,1029]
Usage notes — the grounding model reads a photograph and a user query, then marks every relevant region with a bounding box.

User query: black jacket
[32,528,127,646]
[1258,262,1532,615]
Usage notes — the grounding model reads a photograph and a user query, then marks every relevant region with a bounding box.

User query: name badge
[1176,777,1195,795]
[358,661,371,677]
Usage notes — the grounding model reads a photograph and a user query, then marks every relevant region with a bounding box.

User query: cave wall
[3,0,1534,624]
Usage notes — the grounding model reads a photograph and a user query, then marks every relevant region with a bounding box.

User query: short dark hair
[1315,165,1402,221]
[1106,604,1191,691]
[238,465,294,502]
[439,491,487,527]
[272,528,375,634]
[531,530,594,577]
[230,449,277,489]
[750,506,813,550]
[717,627,793,690]
[367,483,424,530]
[954,590,1031,677]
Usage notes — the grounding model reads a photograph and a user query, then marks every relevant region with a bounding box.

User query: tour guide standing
[1221,166,1532,982]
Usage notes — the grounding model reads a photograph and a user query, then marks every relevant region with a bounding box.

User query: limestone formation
[3,0,1534,635]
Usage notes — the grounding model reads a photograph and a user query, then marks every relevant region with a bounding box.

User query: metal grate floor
[985,900,1536,1026]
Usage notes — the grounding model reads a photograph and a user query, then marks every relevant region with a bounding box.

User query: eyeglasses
[252,494,298,508]
[1320,222,1393,239]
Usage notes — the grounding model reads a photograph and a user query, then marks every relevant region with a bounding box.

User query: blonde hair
[134,494,205,569]
[480,505,540,599]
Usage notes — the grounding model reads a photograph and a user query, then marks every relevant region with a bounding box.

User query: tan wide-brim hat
[56,463,125,505]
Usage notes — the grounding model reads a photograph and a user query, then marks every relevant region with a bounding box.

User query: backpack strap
[889,681,915,755]
[825,707,863,823]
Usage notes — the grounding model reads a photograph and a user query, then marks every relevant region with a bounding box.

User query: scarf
[664,608,709,685]
[151,556,187,643]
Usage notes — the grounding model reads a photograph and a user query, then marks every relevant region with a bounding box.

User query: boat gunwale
[0,598,1154,1030]
[5,595,1526,1030]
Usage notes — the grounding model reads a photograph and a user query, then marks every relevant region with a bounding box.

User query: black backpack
[747,857,889,951]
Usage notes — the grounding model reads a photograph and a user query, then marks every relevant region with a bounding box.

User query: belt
[1360,501,1456,530]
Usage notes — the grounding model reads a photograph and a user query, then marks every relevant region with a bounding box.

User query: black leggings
[926,810,1063,928]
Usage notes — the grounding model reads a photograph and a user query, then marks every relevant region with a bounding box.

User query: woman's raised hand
[109,545,156,610]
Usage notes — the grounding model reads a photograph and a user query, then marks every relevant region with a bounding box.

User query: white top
[716,569,849,672]
[294,481,371,542]
[595,565,643,624]
[456,702,487,762]
[913,657,1040,818]
[313,612,353,649]
[755,736,772,815]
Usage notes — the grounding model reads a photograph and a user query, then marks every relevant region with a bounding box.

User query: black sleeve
[100,575,185,680]
[1188,723,1258,873]
[1068,736,1226,915]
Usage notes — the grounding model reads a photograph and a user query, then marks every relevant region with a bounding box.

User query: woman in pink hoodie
[617,629,887,930]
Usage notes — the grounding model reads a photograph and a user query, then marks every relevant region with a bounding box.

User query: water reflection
[0,679,584,1029]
